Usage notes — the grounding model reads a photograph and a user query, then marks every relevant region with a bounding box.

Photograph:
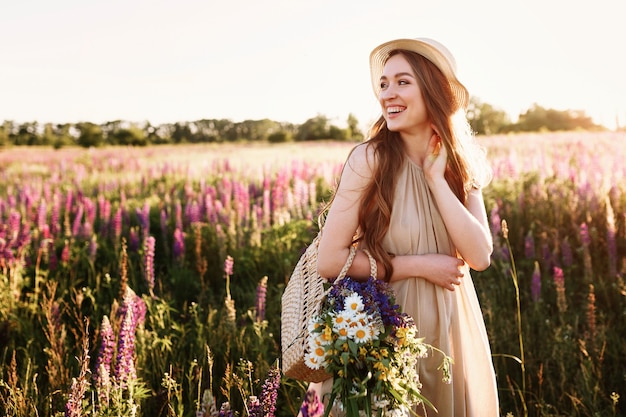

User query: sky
[1,0,624,130]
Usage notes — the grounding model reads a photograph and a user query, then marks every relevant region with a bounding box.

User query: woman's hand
[397,253,466,291]
[423,254,466,291]
[422,125,447,183]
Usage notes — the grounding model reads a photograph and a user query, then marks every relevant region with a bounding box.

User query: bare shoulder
[344,141,377,178]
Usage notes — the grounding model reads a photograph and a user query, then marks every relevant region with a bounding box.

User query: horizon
[1,0,624,130]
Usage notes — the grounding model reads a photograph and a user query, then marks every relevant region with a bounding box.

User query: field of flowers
[0,132,624,416]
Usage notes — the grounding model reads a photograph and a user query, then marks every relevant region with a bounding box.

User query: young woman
[303,38,499,416]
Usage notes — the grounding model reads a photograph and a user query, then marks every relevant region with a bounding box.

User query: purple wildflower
[71,204,83,237]
[255,276,268,322]
[112,207,123,242]
[144,235,155,293]
[37,199,47,231]
[173,227,185,261]
[61,240,71,265]
[136,201,150,240]
[115,288,138,386]
[224,255,234,276]
[94,316,115,387]
[554,266,567,313]
[300,389,325,417]
[247,396,261,417]
[128,227,140,252]
[531,261,541,302]
[218,402,234,417]
[257,365,280,417]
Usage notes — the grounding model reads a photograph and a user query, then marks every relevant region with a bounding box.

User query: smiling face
[378,53,429,136]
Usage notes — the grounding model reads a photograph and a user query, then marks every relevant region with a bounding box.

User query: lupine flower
[128,227,140,252]
[173,227,185,261]
[61,240,71,265]
[144,235,156,293]
[112,207,123,242]
[300,389,325,417]
[115,288,138,386]
[37,199,47,231]
[553,266,567,313]
[218,402,234,417]
[255,276,268,322]
[531,261,541,302]
[94,315,115,404]
[257,365,280,417]
[247,396,261,417]
[71,204,83,237]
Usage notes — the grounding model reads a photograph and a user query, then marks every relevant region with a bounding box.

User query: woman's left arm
[430,182,492,270]
[424,134,493,270]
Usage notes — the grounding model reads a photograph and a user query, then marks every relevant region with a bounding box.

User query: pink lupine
[144,236,155,293]
[37,199,47,231]
[94,315,115,394]
[554,266,567,313]
[71,204,83,237]
[173,227,185,261]
[112,207,123,242]
[61,240,71,265]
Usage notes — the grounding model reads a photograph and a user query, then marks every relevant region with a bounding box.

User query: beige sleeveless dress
[318,157,499,416]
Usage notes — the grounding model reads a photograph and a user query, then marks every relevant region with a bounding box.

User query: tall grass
[0,133,624,416]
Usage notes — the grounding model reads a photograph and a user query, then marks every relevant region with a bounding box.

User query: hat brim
[369,38,469,110]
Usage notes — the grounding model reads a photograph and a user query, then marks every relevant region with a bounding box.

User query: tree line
[0,98,609,148]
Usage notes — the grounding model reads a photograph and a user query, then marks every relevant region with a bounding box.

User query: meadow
[0,132,624,416]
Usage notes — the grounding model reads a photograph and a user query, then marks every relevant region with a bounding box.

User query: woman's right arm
[317,144,378,281]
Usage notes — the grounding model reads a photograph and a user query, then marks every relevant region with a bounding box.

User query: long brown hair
[327,49,484,282]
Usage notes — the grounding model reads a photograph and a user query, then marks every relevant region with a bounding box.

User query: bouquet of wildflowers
[304,277,452,416]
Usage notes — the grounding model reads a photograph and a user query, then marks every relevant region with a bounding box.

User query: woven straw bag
[281,234,377,382]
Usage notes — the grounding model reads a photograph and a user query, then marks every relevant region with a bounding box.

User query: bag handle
[333,246,378,285]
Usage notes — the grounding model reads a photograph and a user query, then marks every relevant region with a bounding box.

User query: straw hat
[369,37,469,110]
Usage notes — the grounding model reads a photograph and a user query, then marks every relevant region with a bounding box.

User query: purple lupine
[257,365,280,417]
[37,198,47,231]
[531,261,541,302]
[553,266,567,313]
[247,396,261,417]
[112,207,123,242]
[144,236,155,293]
[61,240,71,265]
[50,193,61,236]
[224,255,234,276]
[218,402,234,417]
[255,276,268,322]
[186,200,201,224]
[173,228,185,261]
[115,288,138,386]
[300,389,325,417]
[94,316,115,388]
[136,201,150,240]
[71,204,84,237]
[128,227,140,252]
